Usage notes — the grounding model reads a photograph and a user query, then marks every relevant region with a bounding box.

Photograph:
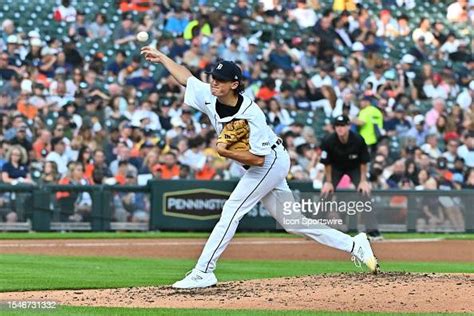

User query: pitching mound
[1,273,472,313]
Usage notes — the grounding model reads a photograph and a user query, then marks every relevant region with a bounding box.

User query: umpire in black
[319,115,381,239]
[320,115,371,196]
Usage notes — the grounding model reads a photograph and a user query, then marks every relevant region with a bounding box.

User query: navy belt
[243,139,284,170]
[271,138,283,149]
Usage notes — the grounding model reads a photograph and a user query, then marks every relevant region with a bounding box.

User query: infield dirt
[0,273,472,313]
[0,238,472,262]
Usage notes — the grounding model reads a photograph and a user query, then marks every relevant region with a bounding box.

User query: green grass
[0,254,472,292]
[0,231,473,240]
[0,255,471,315]
[0,306,468,316]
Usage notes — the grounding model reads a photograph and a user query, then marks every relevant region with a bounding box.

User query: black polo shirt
[320,131,370,171]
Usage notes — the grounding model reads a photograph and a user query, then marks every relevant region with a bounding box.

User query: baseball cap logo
[206,60,242,82]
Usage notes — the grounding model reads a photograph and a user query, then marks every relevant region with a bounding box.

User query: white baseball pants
[196,144,354,273]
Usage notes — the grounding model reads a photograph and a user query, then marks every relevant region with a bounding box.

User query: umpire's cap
[333,115,350,126]
[206,60,242,82]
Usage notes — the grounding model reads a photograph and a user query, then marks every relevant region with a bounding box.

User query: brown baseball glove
[217,119,250,151]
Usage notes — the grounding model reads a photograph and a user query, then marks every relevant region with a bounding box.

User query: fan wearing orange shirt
[159,152,180,179]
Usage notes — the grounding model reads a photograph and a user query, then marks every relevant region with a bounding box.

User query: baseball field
[0,232,472,315]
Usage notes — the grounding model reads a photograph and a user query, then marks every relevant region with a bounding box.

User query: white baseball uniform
[184,76,354,273]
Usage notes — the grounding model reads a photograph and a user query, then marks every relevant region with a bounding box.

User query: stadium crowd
[0,0,473,223]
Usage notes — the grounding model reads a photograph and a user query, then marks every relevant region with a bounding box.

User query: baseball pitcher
[141,46,379,289]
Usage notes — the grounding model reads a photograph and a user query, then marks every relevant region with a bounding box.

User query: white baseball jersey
[181,76,354,274]
[184,76,278,157]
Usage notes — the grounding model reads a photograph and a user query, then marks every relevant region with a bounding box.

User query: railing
[0,182,472,233]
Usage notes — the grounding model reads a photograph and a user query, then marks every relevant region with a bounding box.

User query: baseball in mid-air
[136,31,149,42]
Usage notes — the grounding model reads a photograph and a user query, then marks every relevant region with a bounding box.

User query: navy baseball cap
[333,115,350,126]
[206,60,242,82]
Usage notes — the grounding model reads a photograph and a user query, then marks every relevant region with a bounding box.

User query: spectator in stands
[362,63,386,96]
[386,159,405,188]
[430,21,447,46]
[415,168,429,189]
[114,171,149,222]
[0,52,18,80]
[266,39,297,71]
[68,10,89,39]
[443,139,460,169]
[107,50,128,77]
[463,168,474,188]
[440,32,461,57]
[91,148,111,176]
[288,0,318,29]
[222,39,246,63]
[52,122,72,147]
[332,89,358,119]
[114,14,136,46]
[178,136,206,171]
[457,132,474,167]
[169,35,190,59]
[4,115,30,141]
[40,161,60,185]
[2,145,33,184]
[5,34,23,64]
[114,160,131,185]
[404,158,419,185]
[423,73,449,100]
[89,13,112,39]
[183,13,212,40]
[314,11,337,60]
[395,14,411,37]
[232,0,252,19]
[126,65,157,94]
[54,0,77,23]
[421,133,442,160]
[46,137,69,176]
[139,148,159,175]
[109,141,138,175]
[353,96,384,155]
[160,152,180,179]
[164,8,189,35]
[407,114,429,146]
[425,98,445,127]
[452,157,465,182]
[376,9,398,38]
[412,18,437,46]
[182,40,202,68]
[76,146,94,180]
[385,104,411,139]
[1,73,21,101]
[0,19,15,45]
[266,98,294,134]
[0,141,7,169]
[136,14,154,35]
[456,80,473,110]
[447,0,469,23]
[9,124,33,156]
[57,161,92,222]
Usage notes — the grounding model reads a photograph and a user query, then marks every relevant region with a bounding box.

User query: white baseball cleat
[172,269,218,289]
[351,233,380,274]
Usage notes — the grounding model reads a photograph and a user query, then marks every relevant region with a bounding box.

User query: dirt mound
[1,272,473,313]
